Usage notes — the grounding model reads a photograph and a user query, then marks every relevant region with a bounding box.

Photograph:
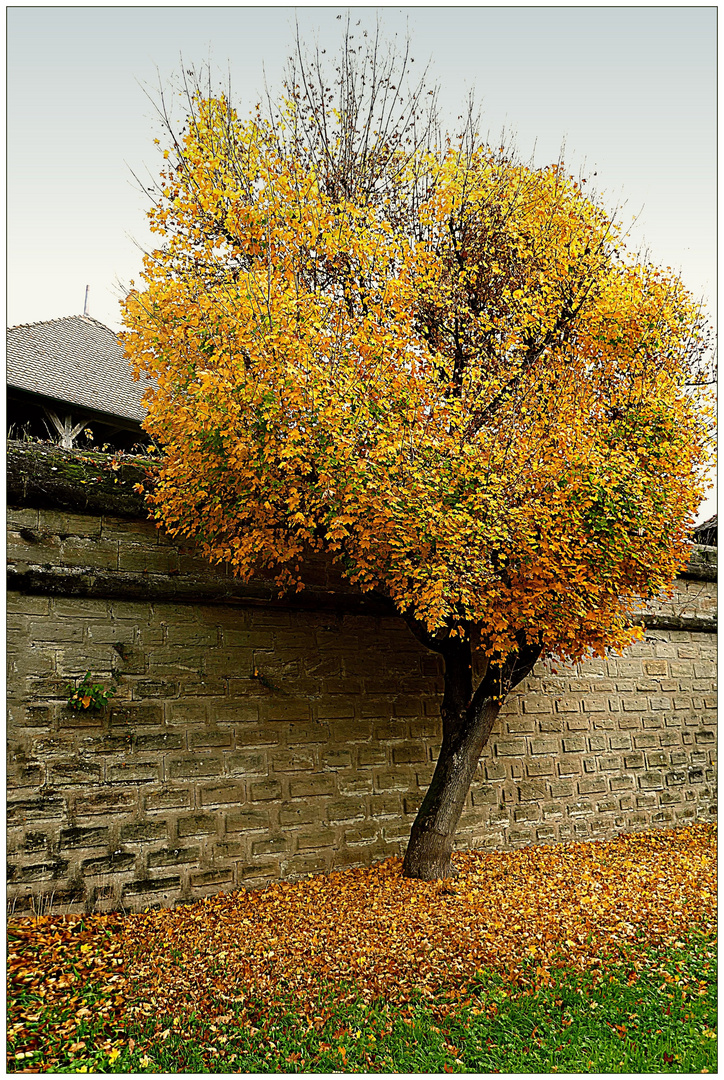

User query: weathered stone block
[148,846,201,868]
[59,826,110,849]
[526,758,555,777]
[164,624,219,648]
[135,732,185,753]
[110,704,163,727]
[326,799,365,824]
[251,837,289,857]
[369,794,401,819]
[484,760,507,781]
[280,852,330,878]
[638,771,664,791]
[82,852,135,876]
[589,751,619,772]
[578,776,607,796]
[250,779,283,802]
[344,824,379,846]
[215,699,260,724]
[529,737,558,756]
[144,788,191,813]
[623,752,645,769]
[286,721,331,745]
[70,791,135,821]
[494,739,526,757]
[133,680,179,700]
[620,695,649,712]
[227,752,267,777]
[49,761,102,786]
[119,821,167,843]
[392,744,426,765]
[168,755,224,781]
[645,751,669,768]
[338,774,374,797]
[564,714,590,731]
[122,875,181,899]
[549,779,574,799]
[294,828,336,851]
[188,729,233,750]
[226,809,270,833]
[322,749,353,769]
[523,696,554,714]
[197,783,246,807]
[517,779,548,802]
[107,761,160,784]
[505,716,536,735]
[374,771,413,793]
[272,749,317,773]
[8,760,44,789]
[582,696,608,713]
[177,813,217,837]
[12,859,70,884]
[410,718,440,739]
[536,717,564,733]
[260,698,311,723]
[191,864,236,889]
[277,803,315,827]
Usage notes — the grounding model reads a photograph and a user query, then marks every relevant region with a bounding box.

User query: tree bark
[402,628,541,880]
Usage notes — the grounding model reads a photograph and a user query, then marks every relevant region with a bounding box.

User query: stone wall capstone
[7,453,717,914]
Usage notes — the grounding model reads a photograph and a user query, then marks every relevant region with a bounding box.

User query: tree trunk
[402,700,501,880]
[402,629,541,881]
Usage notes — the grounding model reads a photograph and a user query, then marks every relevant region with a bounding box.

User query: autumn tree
[122,28,713,880]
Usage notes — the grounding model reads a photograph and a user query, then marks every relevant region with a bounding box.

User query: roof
[7,315,150,424]
[694,514,717,547]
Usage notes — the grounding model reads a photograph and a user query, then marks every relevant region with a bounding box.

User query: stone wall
[7,500,717,915]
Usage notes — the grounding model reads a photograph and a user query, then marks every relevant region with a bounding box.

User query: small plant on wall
[65,672,116,712]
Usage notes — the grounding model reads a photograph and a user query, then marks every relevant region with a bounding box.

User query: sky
[7,5,717,516]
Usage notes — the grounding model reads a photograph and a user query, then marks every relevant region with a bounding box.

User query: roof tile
[7,315,151,423]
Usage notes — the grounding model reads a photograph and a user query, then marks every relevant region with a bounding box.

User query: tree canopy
[122,63,711,665]
[121,38,713,878]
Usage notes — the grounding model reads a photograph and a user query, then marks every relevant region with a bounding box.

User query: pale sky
[6,5,717,517]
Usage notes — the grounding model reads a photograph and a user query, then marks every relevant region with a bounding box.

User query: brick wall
[7,505,717,914]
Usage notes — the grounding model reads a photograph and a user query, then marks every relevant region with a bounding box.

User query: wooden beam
[42,407,88,449]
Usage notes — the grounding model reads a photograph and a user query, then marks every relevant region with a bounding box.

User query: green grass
[8,931,716,1073]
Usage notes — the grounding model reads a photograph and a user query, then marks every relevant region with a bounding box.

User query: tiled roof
[694,514,717,547]
[7,315,151,423]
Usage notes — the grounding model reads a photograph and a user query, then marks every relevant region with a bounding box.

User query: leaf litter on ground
[7,822,716,1071]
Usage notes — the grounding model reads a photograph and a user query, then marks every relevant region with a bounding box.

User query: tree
[122,28,713,880]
